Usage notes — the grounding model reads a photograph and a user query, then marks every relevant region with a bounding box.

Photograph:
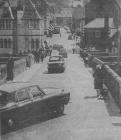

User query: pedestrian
[93,65,104,99]
[72,48,75,54]
[7,56,14,81]
[43,41,49,57]
[41,51,44,62]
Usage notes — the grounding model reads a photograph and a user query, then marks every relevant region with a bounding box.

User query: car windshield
[49,56,61,62]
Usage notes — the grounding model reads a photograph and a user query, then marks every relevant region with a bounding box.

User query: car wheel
[56,104,64,115]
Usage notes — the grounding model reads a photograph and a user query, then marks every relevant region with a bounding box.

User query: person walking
[93,65,104,99]
[41,51,44,62]
[43,41,49,57]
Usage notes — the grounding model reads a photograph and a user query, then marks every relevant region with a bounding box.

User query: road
[2,30,121,140]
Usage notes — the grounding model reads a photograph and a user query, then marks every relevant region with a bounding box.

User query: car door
[27,85,48,119]
[15,88,33,125]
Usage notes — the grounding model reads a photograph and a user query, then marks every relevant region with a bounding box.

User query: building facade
[0,0,54,55]
[0,1,14,54]
[55,8,73,30]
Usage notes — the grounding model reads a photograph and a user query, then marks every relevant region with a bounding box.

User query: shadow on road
[3,113,66,135]
[84,95,97,99]
[104,95,121,118]
[112,123,121,126]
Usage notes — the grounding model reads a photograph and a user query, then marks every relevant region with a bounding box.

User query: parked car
[53,26,60,34]
[68,34,73,40]
[59,48,68,58]
[48,55,65,73]
[53,44,64,52]
[0,81,70,134]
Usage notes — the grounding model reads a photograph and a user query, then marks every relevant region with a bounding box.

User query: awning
[84,18,113,28]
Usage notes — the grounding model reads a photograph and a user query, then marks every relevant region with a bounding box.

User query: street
[2,31,121,140]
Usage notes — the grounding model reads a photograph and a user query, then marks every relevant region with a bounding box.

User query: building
[0,0,15,54]
[55,8,73,30]
[72,4,84,33]
[83,0,121,53]
[84,18,113,50]
[0,0,55,55]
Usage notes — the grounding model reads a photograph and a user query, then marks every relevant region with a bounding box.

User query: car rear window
[49,56,61,62]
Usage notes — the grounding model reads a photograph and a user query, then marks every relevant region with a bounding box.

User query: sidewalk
[13,58,48,82]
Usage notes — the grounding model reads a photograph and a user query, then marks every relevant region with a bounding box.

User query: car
[53,44,64,52]
[52,26,60,34]
[0,81,70,134]
[48,55,65,73]
[64,26,71,33]
[68,34,73,40]
[59,48,68,58]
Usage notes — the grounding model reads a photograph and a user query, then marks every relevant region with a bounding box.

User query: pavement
[13,58,48,82]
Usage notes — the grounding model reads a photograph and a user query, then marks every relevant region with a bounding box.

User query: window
[0,20,4,29]
[28,86,44,98]
[16,89,30,102]
[0,39,3,48]
[31,39,34,50]
[36,39,39,50]
[95,30,101,38]
[6,20,11,29]
[4,39,7,48]
[8,39,12,48]
[49,56,61,62]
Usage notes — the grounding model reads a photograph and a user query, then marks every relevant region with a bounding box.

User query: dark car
[48,55,65,73]
[0,82,70,134]
[59,48,68,58]
[53,44,64,52]
[53,26,60,34]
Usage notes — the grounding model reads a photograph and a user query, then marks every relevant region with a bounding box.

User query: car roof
[0,82,38,93]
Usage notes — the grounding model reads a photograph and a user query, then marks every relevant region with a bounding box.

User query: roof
[84,18,113,28]
[9,0,18,7]
[115,0,121,8]
[0,0,14,19]
[0,82,37,93]
[22,0,41,19]
[55,8,72,18]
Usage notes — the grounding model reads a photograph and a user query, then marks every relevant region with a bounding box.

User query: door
[27,86,48,119]
[15,88,33,125]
